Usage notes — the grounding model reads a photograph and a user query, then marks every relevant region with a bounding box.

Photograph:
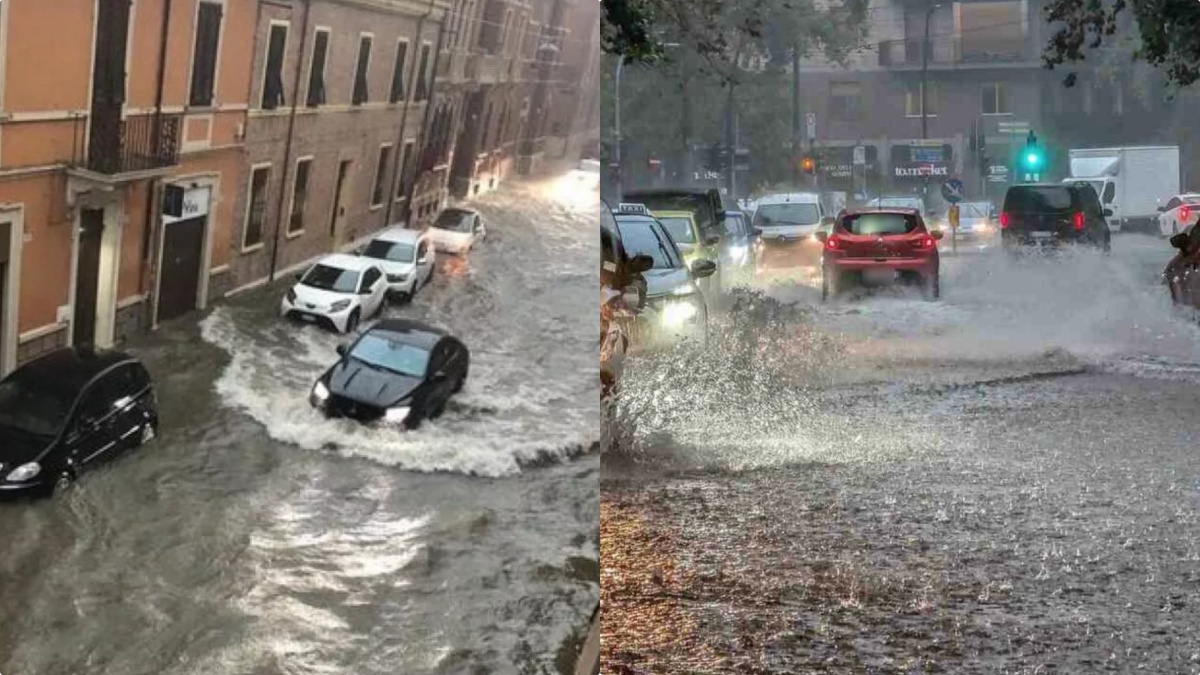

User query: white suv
[360,227,436,301]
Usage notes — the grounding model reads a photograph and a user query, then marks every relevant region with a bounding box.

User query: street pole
[614,54,625,202]
[920,1,937,212]
[725,78,735,199]
[792,42,800,186]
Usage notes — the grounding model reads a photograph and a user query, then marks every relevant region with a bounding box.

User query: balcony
[72,112,181,179]
[877,37,1031,68]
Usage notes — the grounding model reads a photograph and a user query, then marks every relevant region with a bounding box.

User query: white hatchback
[360,227,436,301]
[428,207,486,254]
[281,254,389,334]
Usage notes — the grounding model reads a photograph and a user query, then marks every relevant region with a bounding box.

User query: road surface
[602,235,1200,673]
[0,174,600,675]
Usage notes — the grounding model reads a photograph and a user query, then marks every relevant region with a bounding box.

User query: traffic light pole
[792,42,801,187]
[614,55,625,202]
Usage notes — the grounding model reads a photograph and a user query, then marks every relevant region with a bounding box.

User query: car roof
[12,347,138,394]
[368,319,451,348]
[371,227,421,244]
[756,192,820,205]
[316,253,376,271]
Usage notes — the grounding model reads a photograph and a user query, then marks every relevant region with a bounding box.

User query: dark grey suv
[999,183,1112,252]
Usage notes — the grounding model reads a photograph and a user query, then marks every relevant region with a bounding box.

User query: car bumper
[826,257,937,275]
[281,301,355,332]
[432,239,471,254]
[0,477,53,500]
[756,239,823,268]
[386,277,418,296]
[1001,232,1100,249]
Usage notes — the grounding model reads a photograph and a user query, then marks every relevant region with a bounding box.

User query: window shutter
[390,42,408,103]
[263,25,288,109]
[354,37,372,105]
[190,3,222,106]
[307,32,329,107]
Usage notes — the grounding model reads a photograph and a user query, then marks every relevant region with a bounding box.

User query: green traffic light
[1025,152,1041,167]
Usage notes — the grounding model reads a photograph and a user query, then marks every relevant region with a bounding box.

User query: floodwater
[602,234,1200,673]
[0,174,600,675]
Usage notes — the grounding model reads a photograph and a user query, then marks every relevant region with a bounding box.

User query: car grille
[328,395,385,422]
[387,274,407,282]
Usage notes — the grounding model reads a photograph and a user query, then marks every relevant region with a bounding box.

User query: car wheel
[821,268,838,302]
[453,365,468,393]
[923,270,941,301]
[345,309,361,334]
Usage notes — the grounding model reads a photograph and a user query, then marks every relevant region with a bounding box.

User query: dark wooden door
[158,216,205,323]
[74,209,105,348]
[0,221,8,367]
[89,0,131,172]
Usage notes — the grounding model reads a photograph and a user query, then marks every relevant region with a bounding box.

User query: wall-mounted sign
[162,187,211,224]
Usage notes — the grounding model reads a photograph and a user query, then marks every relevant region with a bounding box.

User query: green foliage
[1043,0,1200,88]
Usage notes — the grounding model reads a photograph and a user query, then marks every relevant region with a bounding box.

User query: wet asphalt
[0,173,600,675]
[602,233,1200,673]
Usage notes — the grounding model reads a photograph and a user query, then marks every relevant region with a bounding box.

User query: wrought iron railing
[74,112,181,175]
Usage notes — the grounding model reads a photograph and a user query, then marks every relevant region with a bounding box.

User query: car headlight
[286,288,297,304]
[727,245,747,261]
[385,406,411,423]
[312,381,330,402]
[662,299,700,327]
[329,299,352,312]
[5,462,41,483]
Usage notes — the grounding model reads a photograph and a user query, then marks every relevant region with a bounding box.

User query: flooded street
[0,175,599,675]
[602,235,1200,673]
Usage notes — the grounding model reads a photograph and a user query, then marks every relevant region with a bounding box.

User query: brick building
[0,0,254,373]
[228,0,449,291]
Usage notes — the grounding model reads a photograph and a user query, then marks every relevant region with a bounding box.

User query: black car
[310,319,469,428]
[999,183,1112,252]
[1162,224,1200,307]
[0,348,158,499]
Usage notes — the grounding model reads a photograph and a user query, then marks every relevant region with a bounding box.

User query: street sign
[987,164,1010,183]
[998,120,1030,135]
[805,112,816,141]
[948,203,960,229]
[853,145,866,165]
[941,178,965,203]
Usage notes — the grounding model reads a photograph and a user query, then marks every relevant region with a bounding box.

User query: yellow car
[651,210,722,296]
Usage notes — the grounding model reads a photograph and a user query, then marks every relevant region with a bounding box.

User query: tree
[1042,0,1200,88]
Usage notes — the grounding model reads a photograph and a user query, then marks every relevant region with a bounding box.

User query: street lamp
[614,42,679,202]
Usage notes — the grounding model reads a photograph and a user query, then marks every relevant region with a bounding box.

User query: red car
[816,208,943,301]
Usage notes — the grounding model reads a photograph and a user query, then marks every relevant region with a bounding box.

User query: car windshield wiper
[353,357,418,379]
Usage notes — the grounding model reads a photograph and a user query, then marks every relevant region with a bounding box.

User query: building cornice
[320,0,453,18]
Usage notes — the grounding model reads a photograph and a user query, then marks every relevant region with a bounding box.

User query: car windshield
[349,333,432,378]
[870,198,923,212]
[1006,187,1074,212]
[842,213,919,236]
[656,216,696,244]
[433,211,473,232]
[0,374,72,439]
[303,264,360,293]
[616,217,684,269]
[364,239,416,263]
[959,202,992,218]
[723,214,747,237]
[1185,196,1200,205]
[754,203,820,226]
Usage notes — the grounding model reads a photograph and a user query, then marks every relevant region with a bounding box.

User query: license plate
[1031,231,1053,239]
[301,314,317,323]
[863,269,896,284]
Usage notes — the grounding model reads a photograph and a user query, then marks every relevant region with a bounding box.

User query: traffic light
[800,156,816,174]
[1021,131,1044,172]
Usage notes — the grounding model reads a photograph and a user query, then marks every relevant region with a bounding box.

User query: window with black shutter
[372,145,391,206]
[289,158,311,235]
[353,35,372,105]
[262,24,288,110]
[189,1,222,107]
[396,140,415,200]
[389,40,408,104]
[414,44,431,102]
[306,29,329,107]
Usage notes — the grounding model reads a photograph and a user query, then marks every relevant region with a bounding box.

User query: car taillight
[1182,205,1191,222]
[916,234,936,249]
[999,212,1010,229]
[826,236,840,250]
[1072,211,1085,231]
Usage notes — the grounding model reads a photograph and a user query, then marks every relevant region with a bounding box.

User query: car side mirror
[931,230,945,240]
[814,230,828,243]
[1170,233,1190,250]
[704,234,721,246]
[691,259,717,278]
[336,344,348,356]
[1157,206,1166,212]
[628,254,654,274]
[1104,208,1114,217]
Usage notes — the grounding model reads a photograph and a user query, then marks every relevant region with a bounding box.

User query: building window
[353,35,373,105]
[372,144,392,207]
[830,82,861,121]
[390,40,409,104]
[959,2,1025,61]
[415,43,431,102]
[307,28,329,107]
[982,83,1012,115]
[243,165,271,250]
[396,140,415,200]
[261,23,288,110]
[189,1,222,107]
[288,158,311,235]
[904,82,937,117]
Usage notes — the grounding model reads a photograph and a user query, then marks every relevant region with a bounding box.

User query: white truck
[1063,146,1181,233]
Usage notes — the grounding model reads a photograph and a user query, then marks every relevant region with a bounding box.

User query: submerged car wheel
[923,271,941,301]
[345,309,361,334]
[821,268,839,302]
